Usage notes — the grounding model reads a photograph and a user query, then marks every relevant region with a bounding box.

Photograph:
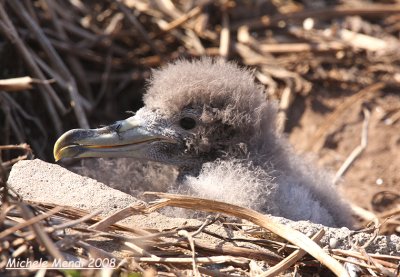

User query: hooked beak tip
[52,117,176,161]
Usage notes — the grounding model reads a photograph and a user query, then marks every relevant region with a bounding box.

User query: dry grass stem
[261,229,325,276]
[144,192,350,277]
[334,107,371,184]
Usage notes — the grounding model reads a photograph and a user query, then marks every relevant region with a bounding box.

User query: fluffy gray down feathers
[75,58,353,228]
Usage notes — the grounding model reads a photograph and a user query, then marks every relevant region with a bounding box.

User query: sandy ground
[288,90,400,227]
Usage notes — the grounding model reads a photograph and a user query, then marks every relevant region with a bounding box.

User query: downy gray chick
[54,58,353,228]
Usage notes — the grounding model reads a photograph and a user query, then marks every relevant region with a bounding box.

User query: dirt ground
[288,88,400,227]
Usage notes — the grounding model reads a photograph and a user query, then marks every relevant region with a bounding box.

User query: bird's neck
[175,136,288,182]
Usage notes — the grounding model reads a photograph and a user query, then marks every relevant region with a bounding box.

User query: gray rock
[8,159,200,230]
[8,159,141,215]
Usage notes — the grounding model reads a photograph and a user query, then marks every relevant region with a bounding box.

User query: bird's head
[54,59,278,172]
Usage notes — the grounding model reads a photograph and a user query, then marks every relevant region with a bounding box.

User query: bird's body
[54,59,353,228]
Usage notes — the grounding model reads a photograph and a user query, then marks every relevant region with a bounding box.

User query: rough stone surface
[9,159,142,216]
[8,159,193,230]
[8,159,400,255]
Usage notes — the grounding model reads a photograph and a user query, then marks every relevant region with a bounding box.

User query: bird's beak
[53,116,175,161]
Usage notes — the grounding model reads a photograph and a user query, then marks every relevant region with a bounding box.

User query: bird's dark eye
[179,117,196,130]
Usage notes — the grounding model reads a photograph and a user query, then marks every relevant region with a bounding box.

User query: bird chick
[54,58,353,228]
